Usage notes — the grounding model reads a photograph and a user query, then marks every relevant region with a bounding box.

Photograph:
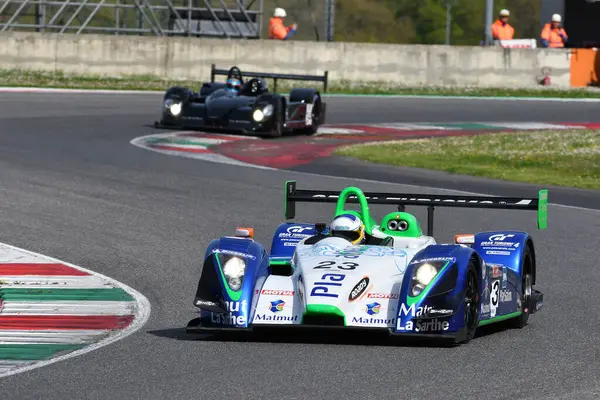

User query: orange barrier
[570,48,599,87]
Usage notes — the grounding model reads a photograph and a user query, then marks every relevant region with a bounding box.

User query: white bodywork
[252,234,436,328]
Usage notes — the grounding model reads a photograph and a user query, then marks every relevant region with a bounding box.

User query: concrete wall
[0,32,572,88]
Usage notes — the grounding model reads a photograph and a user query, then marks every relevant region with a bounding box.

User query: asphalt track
[1,92,600,400]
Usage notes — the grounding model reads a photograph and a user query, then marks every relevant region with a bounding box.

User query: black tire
[510,246,533,329]
[265,99,284,138]
[300,96,322,135]
[460,261,480,344]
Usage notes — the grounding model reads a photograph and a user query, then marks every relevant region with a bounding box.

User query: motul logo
[261,289,294,296]
[367,293,399,299]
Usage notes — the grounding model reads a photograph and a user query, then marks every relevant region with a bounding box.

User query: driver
[226,77,242,95]
[330,213,366,245]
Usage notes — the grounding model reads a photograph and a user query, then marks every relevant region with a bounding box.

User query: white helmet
[274,8,287,18]
[330,214,365,245]
[499,9,509,17]
[552,13,561,22]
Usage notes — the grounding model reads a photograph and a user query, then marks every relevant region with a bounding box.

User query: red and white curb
[130,123,600,170]
[0,242,150,378]
[130,132,274,169]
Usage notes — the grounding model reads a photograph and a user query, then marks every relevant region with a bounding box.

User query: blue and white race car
[187,181,547,345]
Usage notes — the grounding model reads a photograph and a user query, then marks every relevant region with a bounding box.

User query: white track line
[3,86,600,102]
[0,242,151,379]
[0,301,137,315]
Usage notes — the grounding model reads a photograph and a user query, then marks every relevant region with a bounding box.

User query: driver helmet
[226,78,242,94]
[330,214,366,245]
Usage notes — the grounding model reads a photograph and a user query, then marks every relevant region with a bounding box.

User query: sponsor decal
[261,289,295,296]
[269,299,285,313]
[398,303,453,317]
[195,299,219,307]
[502,266,507,289]
[486,250,511,256]
[491,264,503,278]
[488,234,515,241]
[481,303,491,314]
[348,276,369,301]
[277,225,314,243]
[365,302,381,315]
[212,249,256,260]
[303,246,407,259]
[287,225,313,234]
[396,319,450,332]
[410,257,456,265]
[352,316,395,325]
[254,314,299,322]
[499,290,512,302]
[480,233,519,249]
[310,273,345,298]
[310,194,532,206]
[209,300,247,325]
[367,293,400,299]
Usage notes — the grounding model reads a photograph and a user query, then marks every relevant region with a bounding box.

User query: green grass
[2,69,600,98]
[335,130,600,190]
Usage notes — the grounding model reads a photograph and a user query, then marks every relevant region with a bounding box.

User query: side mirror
[315,223,327,234]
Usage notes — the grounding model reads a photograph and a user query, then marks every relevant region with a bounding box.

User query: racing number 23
[314,260,358,270]
[310,273,345,298]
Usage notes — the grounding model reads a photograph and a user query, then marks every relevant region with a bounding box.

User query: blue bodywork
[195,236,269,329]
[269,222,317,262]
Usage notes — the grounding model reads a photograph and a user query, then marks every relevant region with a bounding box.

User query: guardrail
[210,64,329,93]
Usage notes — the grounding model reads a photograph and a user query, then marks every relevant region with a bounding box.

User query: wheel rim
[464,269,478,330]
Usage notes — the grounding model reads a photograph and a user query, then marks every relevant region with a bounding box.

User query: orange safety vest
[491,20,514,40]
[541,23,567,48]
[268,17,290,40]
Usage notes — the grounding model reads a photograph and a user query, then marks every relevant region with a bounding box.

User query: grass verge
[335,129,600,190]
[2,69,600,98]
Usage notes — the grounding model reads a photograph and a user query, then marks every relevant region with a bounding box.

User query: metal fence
[0,0,335,39]
[0,0,264,38]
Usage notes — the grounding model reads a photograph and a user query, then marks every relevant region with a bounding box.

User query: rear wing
[210,64,328,93]
[284,180,548,236]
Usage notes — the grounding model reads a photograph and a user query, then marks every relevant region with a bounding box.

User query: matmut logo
[367,293,400,299]
[261,289,295,296]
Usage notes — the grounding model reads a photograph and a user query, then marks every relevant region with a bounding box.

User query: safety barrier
[0,32,580,88]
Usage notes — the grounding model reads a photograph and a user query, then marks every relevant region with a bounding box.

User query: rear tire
[460,261,480,344]
[510,246,533,329]
[300,96,322,135]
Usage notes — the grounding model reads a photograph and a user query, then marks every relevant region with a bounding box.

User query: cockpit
[223,66,269,97]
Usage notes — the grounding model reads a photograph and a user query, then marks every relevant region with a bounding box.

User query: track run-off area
[1,91,600,400]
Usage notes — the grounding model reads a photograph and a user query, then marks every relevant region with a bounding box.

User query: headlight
[410,261,446,297]
[263,104,274,117]
[252,109,264,122]
[222,256,246,291]
[415,263,438,286]
[169,102,182,116]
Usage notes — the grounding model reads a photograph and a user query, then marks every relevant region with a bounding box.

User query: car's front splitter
[186,317,467,343]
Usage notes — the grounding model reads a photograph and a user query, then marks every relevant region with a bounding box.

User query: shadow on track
[147,319,520,349]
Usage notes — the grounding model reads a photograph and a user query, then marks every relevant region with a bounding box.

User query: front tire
[460,261,480,344]
[265,99,284,138]
[510,246,533,329]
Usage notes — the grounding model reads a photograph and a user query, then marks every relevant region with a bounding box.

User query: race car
[154,65,327,138]
[187,181,547,345]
